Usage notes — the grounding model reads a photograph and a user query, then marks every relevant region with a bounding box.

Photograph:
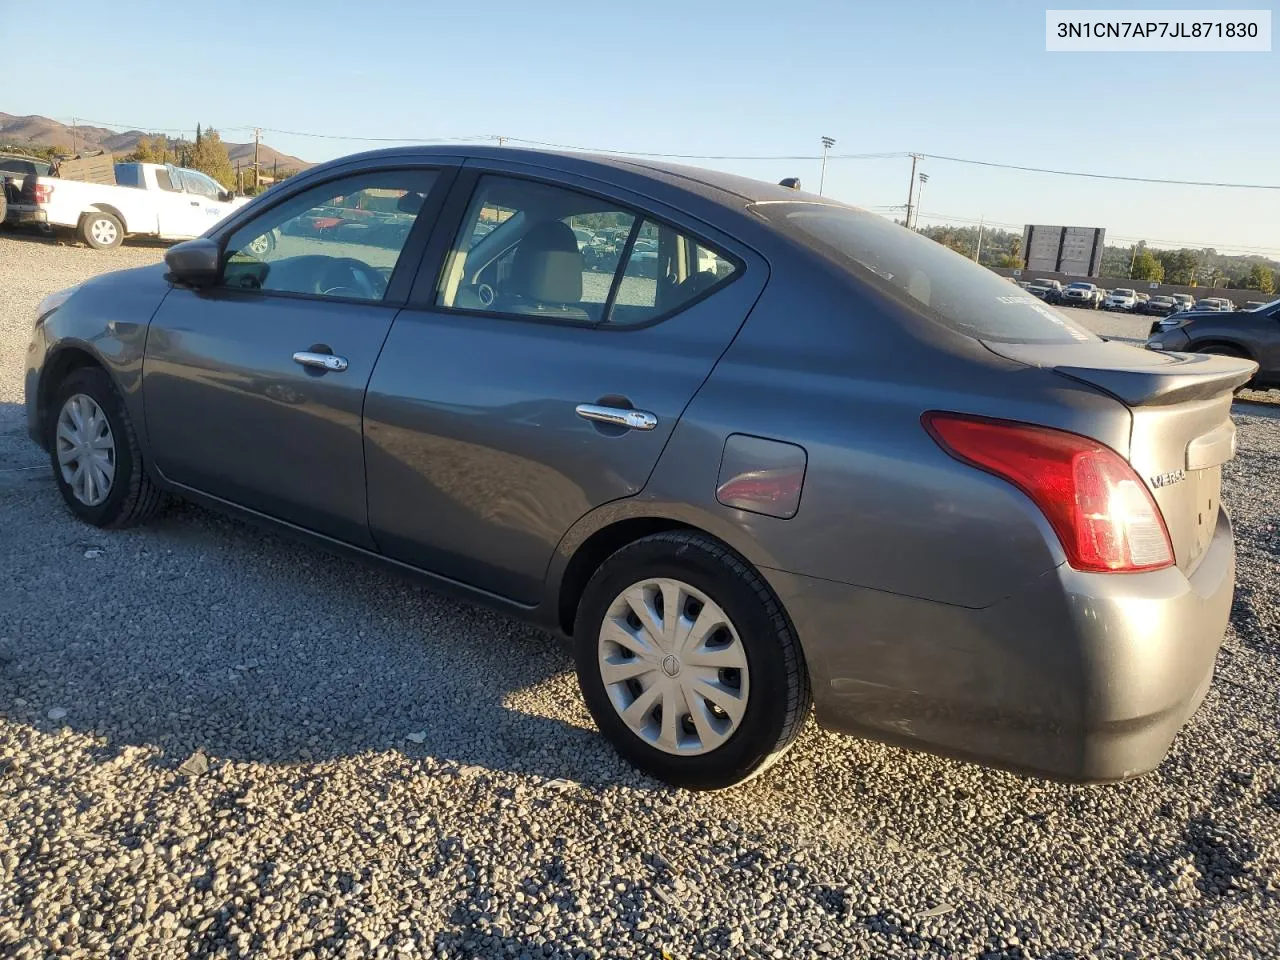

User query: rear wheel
[574,532,810,789]
[80,211,123,249]
[1198,344,1255,390]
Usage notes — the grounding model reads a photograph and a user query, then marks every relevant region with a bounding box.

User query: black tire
[0,190,8,227]
[80,211,123,249]
[573,531,811,790]
[1198,345,1255,391]
[47,367,166,528]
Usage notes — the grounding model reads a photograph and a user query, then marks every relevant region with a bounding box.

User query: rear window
[114,163,143,188]
[756,202,1096,345]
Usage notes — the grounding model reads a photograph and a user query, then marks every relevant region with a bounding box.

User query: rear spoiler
[984,341,1258,407]
[1054,355,1257,406]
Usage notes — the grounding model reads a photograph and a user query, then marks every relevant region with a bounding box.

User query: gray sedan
[25,147,1255,788]
[1147,296,1280,387]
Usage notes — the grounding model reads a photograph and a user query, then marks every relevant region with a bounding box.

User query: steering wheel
[318,258,386,299]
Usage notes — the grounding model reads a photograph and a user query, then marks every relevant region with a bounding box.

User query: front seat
[498,220,591,321]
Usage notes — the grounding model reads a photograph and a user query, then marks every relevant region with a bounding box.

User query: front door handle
[190,200,200,206]
[575,404,658,431]
[293,351,349,373]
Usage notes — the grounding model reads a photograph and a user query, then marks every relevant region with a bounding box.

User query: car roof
[317,144,822,208]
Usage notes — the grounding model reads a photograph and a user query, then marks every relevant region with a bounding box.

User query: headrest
[510,220,583,304]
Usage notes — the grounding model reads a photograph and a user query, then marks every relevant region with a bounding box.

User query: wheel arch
[84,203,128,233]
[548,503,782,638]
[37,344,111,443]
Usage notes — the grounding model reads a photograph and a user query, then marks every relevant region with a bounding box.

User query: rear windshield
[1114,289,1135,296]
[1066,283,1092,290]
[754,202,1096,345]
[114,163,143,188]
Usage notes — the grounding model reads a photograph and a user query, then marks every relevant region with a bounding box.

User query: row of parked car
[1021,278,1266,317]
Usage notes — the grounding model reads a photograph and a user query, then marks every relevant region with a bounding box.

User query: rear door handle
[575,404,657,431]
[293,351,349,372]
[190,200,200,206]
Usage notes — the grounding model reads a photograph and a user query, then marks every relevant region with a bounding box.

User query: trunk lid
[984,340,1257,574]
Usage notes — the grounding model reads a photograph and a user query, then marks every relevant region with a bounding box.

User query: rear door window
[754,202,1098,344]
[436,175,738,326]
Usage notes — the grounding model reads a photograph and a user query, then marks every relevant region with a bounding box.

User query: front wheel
[574,532,811,789]
[47,367,166,527]
[80,211,123,249]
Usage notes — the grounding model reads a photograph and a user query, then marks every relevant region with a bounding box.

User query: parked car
[26,146,1252,789]
[6,161,249,248]
[1170,294,1196,312]
[1195,297,1235,312]
[1103,288,1138,311]
[1147,297,1279,388]
[1025,278,1063,303]
[1142,296,1179,317]
[1060,282,1102,309]
[1243,301,1269,311]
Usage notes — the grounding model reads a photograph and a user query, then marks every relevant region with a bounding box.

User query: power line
[919,153,1280,191]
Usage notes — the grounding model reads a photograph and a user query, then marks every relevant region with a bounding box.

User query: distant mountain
[0,112,314,172]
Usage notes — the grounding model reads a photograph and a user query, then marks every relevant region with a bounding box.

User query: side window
[220,169,438,302]
[181,170,221,199]
[437,175,637,323]
[436,175,736,325]
[607,219,738,326]
[154,167,181,192]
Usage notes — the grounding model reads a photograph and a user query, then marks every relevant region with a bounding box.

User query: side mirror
[165,238,221,287]
[219,188,234,202]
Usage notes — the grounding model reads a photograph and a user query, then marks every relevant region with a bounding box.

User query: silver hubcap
[91,219,117,245]
[56,394,116,506]
[598,578,750,756]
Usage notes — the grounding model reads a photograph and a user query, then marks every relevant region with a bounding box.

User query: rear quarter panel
[639,263,1132,610]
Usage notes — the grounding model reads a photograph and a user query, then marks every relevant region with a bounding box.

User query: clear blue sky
[3,0,1277,255]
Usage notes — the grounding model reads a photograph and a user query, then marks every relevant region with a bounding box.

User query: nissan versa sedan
[26,146,1255,789]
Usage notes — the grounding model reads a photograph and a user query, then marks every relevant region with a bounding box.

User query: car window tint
[758,202,1098,345]
[606,219,738,326]
[221,169,438,302]
[437,176,637,323]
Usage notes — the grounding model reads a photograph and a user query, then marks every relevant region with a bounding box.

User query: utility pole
[71,117,78,156]
[253,127,261,190]
[973,216,984,263]
[818,136,835,196]
[496,135,506,146]
[1129,243,1138,278]
[915,172,929,228]
[904,154,919,228]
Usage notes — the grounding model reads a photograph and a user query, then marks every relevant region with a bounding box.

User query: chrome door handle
[293,351,348,372]
[575,404,658,431]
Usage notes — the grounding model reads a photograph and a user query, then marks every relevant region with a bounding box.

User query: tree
[1244,263,1275,294]
[126,135,170,163]
[196,123,202,145]
[187,127,235,189]
[1155,249,1199,285]
[1131,248,1164,282]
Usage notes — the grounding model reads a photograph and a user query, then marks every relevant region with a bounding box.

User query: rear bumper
[4,205,48,226]
[766,506,1235,782]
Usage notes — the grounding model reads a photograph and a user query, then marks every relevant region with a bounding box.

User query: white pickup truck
[7,161,250,249]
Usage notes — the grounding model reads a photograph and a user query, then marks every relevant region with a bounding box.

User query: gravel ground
[2,233,1279,959]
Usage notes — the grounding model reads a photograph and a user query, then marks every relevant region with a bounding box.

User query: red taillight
[34,183,54,204]
[923,412,1174,573]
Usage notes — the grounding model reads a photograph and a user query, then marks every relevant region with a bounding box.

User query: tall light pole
[904,154,919,228]
[818,136,835,196]
[914,172,929,228]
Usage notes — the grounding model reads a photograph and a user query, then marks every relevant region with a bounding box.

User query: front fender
[28,264,171,454]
